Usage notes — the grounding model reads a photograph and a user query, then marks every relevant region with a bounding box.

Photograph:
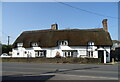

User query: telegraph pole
[8,36,10,45]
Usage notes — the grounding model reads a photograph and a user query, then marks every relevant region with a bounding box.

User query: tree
[2,44,12,54]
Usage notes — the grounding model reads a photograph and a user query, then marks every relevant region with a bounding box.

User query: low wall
[1,57,101,64]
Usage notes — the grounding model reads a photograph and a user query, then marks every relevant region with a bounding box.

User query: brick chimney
[102,19,108,31]
[51,24,58,30]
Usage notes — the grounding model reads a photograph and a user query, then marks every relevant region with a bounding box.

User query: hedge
[1,57,101,64]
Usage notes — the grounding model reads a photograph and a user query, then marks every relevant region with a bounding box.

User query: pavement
[1,62,119,81]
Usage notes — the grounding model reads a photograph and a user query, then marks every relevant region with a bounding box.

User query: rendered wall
[12,45,111,63]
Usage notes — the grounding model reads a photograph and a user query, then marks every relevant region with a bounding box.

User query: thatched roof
[112,40,120,43]
[13,28,113,48]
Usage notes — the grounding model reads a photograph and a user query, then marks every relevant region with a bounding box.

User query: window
[35,50,46,57]
[68,52,70,57]
[31,42,39,47]
[24,51,27,54]
[88,41,94,46]
[64,52,67,57]
[58,40,68,46]
[63,50,77,57]
[87,51,93,57]
[71,52,73,56]
[35,52,39,56]
[39,51,43,57]
[88,41,94,49]
[17,43,23,47]
[17,52,19,55]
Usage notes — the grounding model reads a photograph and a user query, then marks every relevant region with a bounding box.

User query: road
[2,62,118,81]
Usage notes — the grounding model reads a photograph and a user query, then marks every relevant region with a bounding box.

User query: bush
[54,55,61,58]
[2,57,101,64]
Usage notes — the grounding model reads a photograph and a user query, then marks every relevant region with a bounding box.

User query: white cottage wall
[12,47,26,57]
[93,51,98,58]
[12,45,111,63]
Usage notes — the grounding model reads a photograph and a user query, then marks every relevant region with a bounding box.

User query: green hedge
[2,57,101,64]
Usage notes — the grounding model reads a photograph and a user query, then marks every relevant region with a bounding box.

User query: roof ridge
[23,28,104,33]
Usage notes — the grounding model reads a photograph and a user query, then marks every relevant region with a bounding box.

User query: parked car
[1,53,11,57]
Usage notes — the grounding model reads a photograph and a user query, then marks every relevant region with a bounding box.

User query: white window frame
[17,43,23,47]
[87,51,93,57]
[31,42,39,47]
[63,50,77,57]
[35,50,46,57]
[88,41,94,49]
[59,40,68,46]
[88,41,94,46]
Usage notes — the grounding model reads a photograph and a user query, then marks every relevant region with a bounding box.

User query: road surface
[2,62,118,81]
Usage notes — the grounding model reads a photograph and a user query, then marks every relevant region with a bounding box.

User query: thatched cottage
[12,19,113,63]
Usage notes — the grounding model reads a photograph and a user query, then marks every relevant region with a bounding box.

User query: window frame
[17,52,19,55]
[35,50,46,57]
[63,50,77,57]
[87,51,93,57]
[58,40,68,46]
[88,41,94,46]
[31,42,39,47]
[17,43,23,47]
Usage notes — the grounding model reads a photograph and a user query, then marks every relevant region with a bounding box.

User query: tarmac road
[1,62,119,81]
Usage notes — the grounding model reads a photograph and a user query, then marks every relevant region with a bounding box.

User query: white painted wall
[12,47,35,58]
[79,50,87,58]
[12,45,111,63]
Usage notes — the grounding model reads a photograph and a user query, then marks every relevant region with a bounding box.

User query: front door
[98,50,104,63]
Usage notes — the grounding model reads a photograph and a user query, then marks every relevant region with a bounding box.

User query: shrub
[2,57,101,64]
[54,55,61,58]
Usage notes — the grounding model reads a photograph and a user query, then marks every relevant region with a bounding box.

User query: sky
[1,2,119,44]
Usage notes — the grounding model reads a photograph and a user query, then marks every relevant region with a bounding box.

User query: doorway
[98,50,104,63]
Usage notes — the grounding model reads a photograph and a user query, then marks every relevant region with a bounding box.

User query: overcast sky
[1,2,118,44]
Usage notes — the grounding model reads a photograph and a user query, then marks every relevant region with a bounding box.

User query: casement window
[24,51,27,54]
[31,42,39,47]
[63,50,77,57]
[35,50,46,57]
[88,41,94,49]
[58,40,68,46]
[17,43,23,47]
[17,52,19,55]
[88,41,94,46]
[87,51,93,57]
[64,52,67,57]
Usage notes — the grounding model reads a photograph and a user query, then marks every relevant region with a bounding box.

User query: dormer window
[31,42,39,47]
[88,41,94,46]
[87,41,94,49]
[17,43,23,47]
[58,40,68,46]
